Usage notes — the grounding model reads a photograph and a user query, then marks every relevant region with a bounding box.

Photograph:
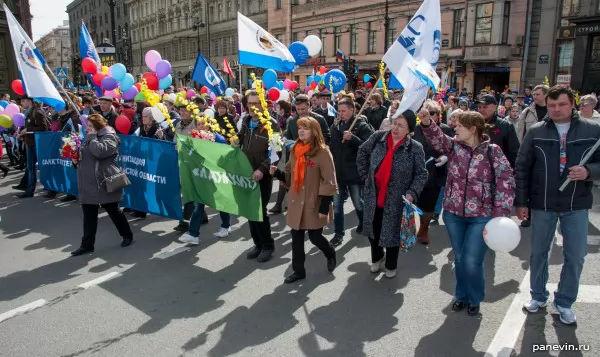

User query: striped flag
[336,49,345,62]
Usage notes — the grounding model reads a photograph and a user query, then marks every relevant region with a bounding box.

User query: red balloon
[82,57,98,74]
[268,88,280,101]
[310,81,317,90]
[92,72,107,86]
[142,72,159,91]
[134,83,141,92]
[11,80,25,96]
[319,66,328,74]
[366,82,373,88]
[290,81,299,90]
[115,115,131,134]
[200,86,209,94]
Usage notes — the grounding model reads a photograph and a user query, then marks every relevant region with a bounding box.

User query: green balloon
[134,92,146,102]
[0,114,12,128]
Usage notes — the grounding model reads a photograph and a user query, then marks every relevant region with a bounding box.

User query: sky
[30,0,73,41]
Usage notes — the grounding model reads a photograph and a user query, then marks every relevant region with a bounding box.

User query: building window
[292,32,299,42]
[556,40,574,76]
[562,0,580,16]
[367,21,377,53]
[590,36,600,63]
[227,1,232,18]
[386,18,396,49]
[319,29,326,56]
[502,2,510,44]
[276,0,281,9]
[218,3,223,21]
[117,6,120,18]
[209,6,214,23]
[452,9,464,47]
[350,24,358,54]
[105,13,108,24]
[333,26,341,56]
[475,3,493,45]
[258,0,264,12]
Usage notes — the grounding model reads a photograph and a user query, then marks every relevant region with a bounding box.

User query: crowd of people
[1,80,599,325]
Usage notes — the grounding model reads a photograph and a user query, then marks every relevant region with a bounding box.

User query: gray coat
[357,131,428,247]
[77,127,123,205]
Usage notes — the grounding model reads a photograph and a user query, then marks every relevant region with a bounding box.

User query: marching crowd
[1,81,600,325]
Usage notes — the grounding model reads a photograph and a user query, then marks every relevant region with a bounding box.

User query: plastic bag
[399,204,417,253]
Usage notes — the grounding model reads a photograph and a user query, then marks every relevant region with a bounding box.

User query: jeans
[369,207,399,270]
[530,209,588,308]
[291,228,335,275]
[249,175,274,249]
[443,211,491,306]
[434,186,445,215]
[81,202,133,248]
[24,145,37,195]
[179,201,196,224]
[188,202,230,238]
[333,184,364,236]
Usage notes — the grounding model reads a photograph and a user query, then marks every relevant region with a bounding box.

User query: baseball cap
[478,95,498,105]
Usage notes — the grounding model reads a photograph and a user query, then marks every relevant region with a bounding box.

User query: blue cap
[448,88,456,92]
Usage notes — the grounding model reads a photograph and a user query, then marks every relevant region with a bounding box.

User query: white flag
[237,12,295,73]
[382,0,441,114]
[3,4,65,111]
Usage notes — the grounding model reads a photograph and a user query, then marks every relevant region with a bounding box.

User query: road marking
[77,272,122,289]
[0,299,47,323]
[546,284,600,304]
[484,271,531,357]
[152,246,190,259]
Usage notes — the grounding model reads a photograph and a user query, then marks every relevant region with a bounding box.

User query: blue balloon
[314,75,322,83]
[158,74,172,90]
[323,69,347,93]
[262,69,277,89]
[0,100,7,109]
[120,73,135,91]
[225,88,235,96]
[377,79,383,88]
[111,63,127,82]
[276,81,284,90]
[363,74,371,82]
[307,76,314,86]
[288,41,309,65]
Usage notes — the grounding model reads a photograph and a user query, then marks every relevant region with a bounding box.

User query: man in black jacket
[477,94,520,168]
[98,96,118,128]
[516,86,600,325]
[286,94,331,145]
[329,97,375,246]
[313,92,335,127]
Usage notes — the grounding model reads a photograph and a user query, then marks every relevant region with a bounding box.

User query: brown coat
[284,147,337,230]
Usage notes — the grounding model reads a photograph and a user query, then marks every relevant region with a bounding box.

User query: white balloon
[168,93,177,102]
[303,35,322,57]
[483,217,521,253]
[151,106,166,123]
[279,90,290,102]
[204,109,215,119]
[307,90,314,99]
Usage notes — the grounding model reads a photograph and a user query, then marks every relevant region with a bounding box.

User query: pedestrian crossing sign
[56,68,68,79]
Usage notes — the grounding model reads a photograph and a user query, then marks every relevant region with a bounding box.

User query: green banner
[177,134,263,222]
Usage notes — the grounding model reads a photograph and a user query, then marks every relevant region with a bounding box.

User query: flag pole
[344,64,387,140]
[44,63,81,116]
[239,64,243,93]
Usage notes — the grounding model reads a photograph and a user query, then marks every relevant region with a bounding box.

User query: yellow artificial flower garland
[174,92,238,143]
[379,61,388,99]
[249,73,275,142]
[141,79,175,132]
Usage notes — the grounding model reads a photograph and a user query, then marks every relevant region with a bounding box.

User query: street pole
[108,0,117,55]
[384,0,389,53]
[206,0,211,59]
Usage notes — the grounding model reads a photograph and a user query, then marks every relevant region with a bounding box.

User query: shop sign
[576,24,600,35]
[556,74,571,86]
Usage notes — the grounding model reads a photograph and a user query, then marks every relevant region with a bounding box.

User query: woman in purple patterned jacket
[419,110,515,317]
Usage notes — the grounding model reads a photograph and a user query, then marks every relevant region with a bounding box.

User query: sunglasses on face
[429,111,438,116]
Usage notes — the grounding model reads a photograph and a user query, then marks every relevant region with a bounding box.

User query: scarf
[374,135,405,208]
[293,142,312,192]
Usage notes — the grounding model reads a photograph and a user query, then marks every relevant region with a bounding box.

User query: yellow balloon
[102,66,109,74]
[0,114,12,128]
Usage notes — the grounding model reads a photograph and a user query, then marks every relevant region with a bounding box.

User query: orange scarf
[293,142,311,192]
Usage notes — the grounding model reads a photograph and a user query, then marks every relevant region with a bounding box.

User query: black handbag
[102,155,130,193]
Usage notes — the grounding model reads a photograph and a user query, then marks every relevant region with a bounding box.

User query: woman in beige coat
[271,117,338,284]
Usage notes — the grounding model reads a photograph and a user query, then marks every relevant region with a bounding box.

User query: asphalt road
[0,167,598,357]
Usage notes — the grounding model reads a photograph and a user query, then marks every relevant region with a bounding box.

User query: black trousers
[81,202,133,249]
[291,228,335,275]
[249,175,274,249]
[369,207,400,270]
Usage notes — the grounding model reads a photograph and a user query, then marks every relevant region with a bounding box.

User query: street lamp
[192,17,205,54]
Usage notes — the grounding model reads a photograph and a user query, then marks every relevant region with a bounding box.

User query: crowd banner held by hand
[177,135,263,222]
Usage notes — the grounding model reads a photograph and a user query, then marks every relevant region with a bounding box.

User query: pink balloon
[307,90,315,99]
[210,92,217,101]
[283,79,292,90]
[145,50,162,72]
[186,89,196,99]
[3,103,19,118]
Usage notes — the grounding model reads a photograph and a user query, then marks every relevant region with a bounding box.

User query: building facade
[66,0,128,85]
[0,0,33,96]
[35,21,72,84]
[125,0,266,89]
[268,0,528,94]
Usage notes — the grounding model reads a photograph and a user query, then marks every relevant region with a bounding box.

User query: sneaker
[179,233,199,245]
[214,227,231,238]
[257,247,274,263]
[523,299,547,313]
[330,234,344,247]
[385,268,396,278]
[370,256,385,273]
[553,301,577,325]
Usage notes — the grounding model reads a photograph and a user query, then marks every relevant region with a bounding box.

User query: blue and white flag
[3,4,65,111]
[191,53,227,96]
[79,21,103,96]
[382,0,441,113]
[237,12,295,73]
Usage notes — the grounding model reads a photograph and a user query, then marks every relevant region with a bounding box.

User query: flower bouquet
[60,132,82,160]
[190,129,215,142]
